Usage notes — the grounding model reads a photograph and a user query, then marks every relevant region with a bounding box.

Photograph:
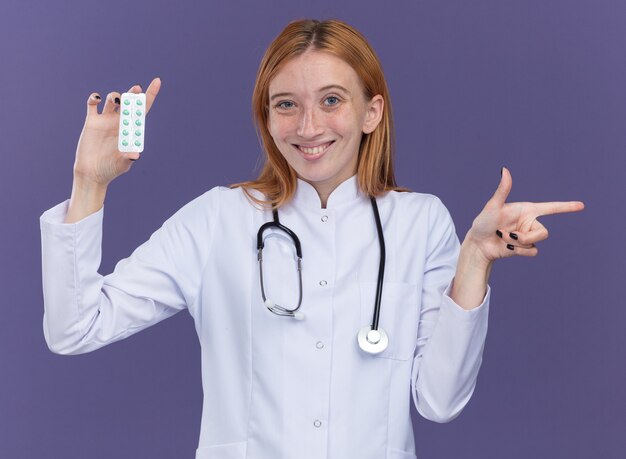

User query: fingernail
[115,97,120,104]
[94,94,101,100]
[496,230,503,238]
[510,232,518,240]
[507,244,514,250]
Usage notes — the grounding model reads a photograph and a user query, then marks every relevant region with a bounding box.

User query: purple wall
[1,0,623,457]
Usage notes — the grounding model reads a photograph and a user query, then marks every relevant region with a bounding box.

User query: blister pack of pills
[118,92,146,153]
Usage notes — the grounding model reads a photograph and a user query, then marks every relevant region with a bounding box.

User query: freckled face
[267,50,383,196]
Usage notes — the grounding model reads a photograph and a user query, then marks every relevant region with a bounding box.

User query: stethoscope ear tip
[293,311,305,320]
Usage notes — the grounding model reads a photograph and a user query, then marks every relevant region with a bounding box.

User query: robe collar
[292,174,362,210]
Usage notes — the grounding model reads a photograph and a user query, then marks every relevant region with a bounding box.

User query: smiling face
[267,50,383,202]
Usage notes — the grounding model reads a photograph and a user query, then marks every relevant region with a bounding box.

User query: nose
[296,106,323,139]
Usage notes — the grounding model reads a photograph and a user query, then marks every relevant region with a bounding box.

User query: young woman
[40,19,583,459]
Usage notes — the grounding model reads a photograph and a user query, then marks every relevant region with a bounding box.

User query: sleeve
[410,196,491,423]
[39,188,221,355]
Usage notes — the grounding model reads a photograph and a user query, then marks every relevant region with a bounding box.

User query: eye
[276,101,295,110]
[324,96,340,106]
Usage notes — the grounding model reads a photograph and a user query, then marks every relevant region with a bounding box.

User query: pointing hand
[465,167,585,263]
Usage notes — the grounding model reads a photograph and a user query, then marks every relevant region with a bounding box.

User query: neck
[310,183,335,209]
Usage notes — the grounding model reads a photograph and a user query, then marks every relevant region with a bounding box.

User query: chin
[293,167,333,184]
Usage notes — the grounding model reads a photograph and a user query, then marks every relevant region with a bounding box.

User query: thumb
[488,166,512,207]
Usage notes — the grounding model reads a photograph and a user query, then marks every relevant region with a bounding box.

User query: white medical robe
[40,175,491,459]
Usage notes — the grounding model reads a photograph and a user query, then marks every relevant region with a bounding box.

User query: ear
[362,95,384,134]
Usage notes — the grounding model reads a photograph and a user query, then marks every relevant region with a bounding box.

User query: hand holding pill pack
[118,92,146,153]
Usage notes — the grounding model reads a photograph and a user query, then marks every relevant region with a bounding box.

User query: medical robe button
[313,419,322,428]
[316,341,324,349]
[321,215,328,222]
[319,280,327,286]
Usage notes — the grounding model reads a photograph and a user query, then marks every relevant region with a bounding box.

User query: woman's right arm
[41,186,219,356]
[40,78,215,355]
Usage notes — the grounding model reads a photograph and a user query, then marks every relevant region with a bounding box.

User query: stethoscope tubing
[370,197,385,332]
[257,209,303,258]
[257,196,388,353]
[257,209,304,316]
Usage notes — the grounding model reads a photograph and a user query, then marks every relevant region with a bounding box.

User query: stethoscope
[256,197,388,355]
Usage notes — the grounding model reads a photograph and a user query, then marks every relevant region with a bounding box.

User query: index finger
[144,77,161,115]
[533,201,585,217]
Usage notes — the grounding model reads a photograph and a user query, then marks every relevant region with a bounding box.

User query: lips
[295,141,334,156]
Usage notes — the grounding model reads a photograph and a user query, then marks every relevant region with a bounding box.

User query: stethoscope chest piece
[357,325,389,354]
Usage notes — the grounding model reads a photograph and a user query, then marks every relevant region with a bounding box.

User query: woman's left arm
[450,167,585,310]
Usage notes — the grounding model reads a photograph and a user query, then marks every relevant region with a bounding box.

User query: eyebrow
[270,85,351,101]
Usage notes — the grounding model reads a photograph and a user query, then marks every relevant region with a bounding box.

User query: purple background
[1,0,624,457]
